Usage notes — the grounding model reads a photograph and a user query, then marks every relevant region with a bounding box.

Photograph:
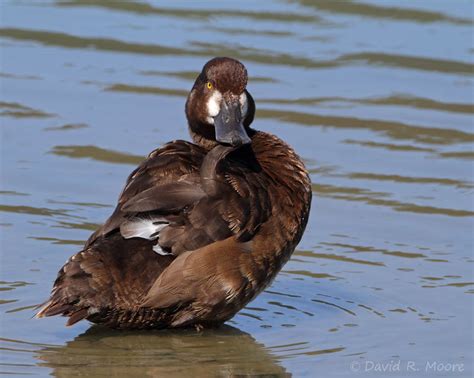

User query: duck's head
[186,57,255,150]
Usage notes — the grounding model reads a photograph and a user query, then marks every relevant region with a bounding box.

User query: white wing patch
[153,243,172,256]
[120,218,167,240]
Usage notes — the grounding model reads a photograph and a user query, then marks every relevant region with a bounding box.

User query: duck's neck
[188,126,219,151]
[188,123,257,152]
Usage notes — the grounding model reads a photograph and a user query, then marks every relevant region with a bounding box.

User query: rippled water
[0,1,473,376]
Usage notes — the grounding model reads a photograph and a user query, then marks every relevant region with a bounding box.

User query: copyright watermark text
[350,360,465,374]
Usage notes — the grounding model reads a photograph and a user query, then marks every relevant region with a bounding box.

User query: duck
[36,57,312,330]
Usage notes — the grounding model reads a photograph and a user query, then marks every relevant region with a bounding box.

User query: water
[0,0,472,376]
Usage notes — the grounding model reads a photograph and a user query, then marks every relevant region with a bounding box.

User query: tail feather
[66,308,89,326]
[35,301,73,318]
[36,233,173,327]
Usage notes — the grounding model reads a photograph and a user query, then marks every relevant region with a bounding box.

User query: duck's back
[37,132,311,329]
[86,140,206,247]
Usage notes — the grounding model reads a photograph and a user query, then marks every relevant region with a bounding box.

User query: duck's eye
[206,82,213,90]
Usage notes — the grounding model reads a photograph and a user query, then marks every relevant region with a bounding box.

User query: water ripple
[55,0,321,23]
[312,183,474,217]
[49,145,144,165]
[295,0,471,25]
[260,94,473,114]
[4,27,471,75]
[0,101,55,119]
[259,109,474,145]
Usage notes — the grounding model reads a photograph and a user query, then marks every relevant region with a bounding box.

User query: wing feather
[87,142,272,259]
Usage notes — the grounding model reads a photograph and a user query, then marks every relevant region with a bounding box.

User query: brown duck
[37,57,312,329]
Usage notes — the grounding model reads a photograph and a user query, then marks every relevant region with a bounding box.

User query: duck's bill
[214,99,251,147]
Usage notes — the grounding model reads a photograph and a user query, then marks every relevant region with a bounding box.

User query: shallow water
[0,0,473,376]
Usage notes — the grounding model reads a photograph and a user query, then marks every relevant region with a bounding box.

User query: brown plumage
[36,57,312,329]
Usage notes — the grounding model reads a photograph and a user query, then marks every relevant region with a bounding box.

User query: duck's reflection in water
[36,325,290,377]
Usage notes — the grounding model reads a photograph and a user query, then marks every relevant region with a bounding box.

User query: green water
[0,1,473,376]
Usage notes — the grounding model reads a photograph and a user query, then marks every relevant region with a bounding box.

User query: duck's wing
[123,145,273,255]
[142,236,254,327]
[91,143,273,257]
[85,140,205,247]
[139,146,277,326]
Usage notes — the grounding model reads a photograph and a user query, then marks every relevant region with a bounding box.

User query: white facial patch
[206,90,222,124]
[240,92,248,116]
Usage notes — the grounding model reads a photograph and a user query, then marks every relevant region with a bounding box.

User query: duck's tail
[34,233,173,327]
[35,300,88,326]
[33,243,106,326]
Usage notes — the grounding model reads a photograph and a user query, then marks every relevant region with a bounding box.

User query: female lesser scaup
[37,57,312,329]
